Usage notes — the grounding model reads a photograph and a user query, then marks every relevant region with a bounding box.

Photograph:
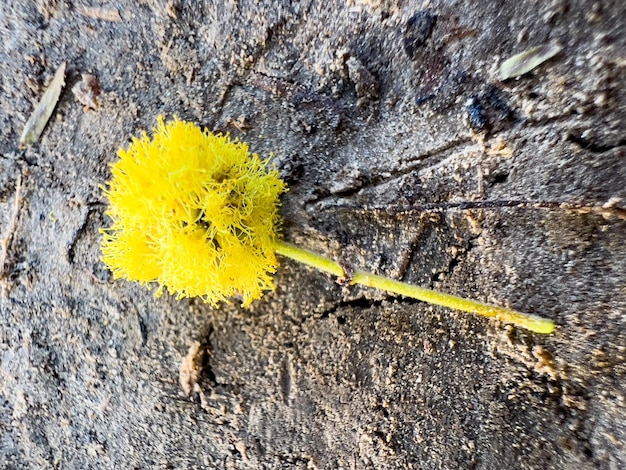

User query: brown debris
[532,345,559,380]
[166,0,182,18]
[179,341,205,396]
[226,115,250,131]
[77,6,122,22]
[72,74,101,111]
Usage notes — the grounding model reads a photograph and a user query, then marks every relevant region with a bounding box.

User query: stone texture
[1,1,624,468]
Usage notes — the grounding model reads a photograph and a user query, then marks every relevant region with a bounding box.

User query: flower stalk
[274,240,555,334]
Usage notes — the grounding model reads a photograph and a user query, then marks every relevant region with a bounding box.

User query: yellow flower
[101,117,287,306]
[100,117,555,334]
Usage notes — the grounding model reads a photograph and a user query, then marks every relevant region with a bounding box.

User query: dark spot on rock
[465,86,517,133]
[403,10,437,60]
[482,85,515,121]
[489,172,509,186]
[466,96,489,132]
[415,93,435,106]
[566,133,626,153]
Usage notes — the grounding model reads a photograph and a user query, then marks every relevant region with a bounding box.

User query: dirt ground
[1,0,625,468]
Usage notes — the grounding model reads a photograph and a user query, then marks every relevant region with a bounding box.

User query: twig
[0,175,23,284]
[331,199,626,220]
[77,6,122,22]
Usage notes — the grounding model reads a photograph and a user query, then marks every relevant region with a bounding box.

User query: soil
[1,1,625,468]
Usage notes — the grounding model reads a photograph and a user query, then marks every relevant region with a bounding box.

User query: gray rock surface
[1,1,624,468]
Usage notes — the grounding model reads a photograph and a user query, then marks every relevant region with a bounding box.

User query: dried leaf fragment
[179,341,205,396]
[19,62,67,149]
[499,43,562,80]
[72,74,101,111]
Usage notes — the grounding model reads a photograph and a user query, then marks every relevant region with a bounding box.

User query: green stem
[273,240,555,334]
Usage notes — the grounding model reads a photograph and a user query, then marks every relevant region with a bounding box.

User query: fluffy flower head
[101,117,287,306]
